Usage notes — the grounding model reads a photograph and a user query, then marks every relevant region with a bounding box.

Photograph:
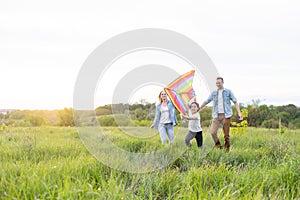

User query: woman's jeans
[158,123,174,144]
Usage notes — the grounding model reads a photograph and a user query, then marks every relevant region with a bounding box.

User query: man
[200,77,243,151]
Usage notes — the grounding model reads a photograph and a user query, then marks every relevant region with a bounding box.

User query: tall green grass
[0,127,299,199]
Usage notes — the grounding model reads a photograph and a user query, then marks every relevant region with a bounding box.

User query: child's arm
[182,114,199,120]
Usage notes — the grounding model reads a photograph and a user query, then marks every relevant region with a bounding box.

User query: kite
[164,70,196,115]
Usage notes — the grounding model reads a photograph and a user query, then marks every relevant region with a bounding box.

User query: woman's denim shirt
[153,101,178,129]
[205,88,237,118]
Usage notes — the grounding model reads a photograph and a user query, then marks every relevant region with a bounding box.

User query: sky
[0,0,299,110]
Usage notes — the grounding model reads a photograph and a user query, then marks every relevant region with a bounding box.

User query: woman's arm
[150,104,160,128]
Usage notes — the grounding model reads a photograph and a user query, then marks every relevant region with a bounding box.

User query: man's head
[216,77,224,90]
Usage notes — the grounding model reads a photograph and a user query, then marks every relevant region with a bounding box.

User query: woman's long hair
[158,91,167,103]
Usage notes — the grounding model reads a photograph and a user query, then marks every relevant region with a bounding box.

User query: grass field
[0,126,299,199]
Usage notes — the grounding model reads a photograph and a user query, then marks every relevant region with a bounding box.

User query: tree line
[0,101,299,129]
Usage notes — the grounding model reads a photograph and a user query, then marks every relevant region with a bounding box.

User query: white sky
[0,0,299,109]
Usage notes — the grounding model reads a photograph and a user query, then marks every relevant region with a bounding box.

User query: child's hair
[190,102,200,111]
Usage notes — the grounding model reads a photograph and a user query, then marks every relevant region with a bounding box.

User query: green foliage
[0,123,7,131]
[231,108,248,134]
[25,115,45,126]
[201,120,211,127]
[245,102,300,129]
[262,119,279,129]
[57,108,76,126]
[95,102,300,129]
[8,110,27,120]
[132,120,151,126]
[280,125,286,134]
[289,118,300,129]
[98,114,134,127]
[95,107,112,116]
[4,110,59,126]
[133,108,146,120]
[241,108,248,118]
[200,107,212,125]
[12,120,32,127]
[96,103,155,120]
[279,111,291,126]
[98,115,116,126]
[2,102,300,129]
[115,114,134,126]
[231,120,248,134]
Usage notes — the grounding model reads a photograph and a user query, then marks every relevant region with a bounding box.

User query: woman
[150,91,178,144]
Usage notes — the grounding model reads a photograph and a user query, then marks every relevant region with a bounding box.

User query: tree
[58,108,75,126]
[95,108,112,116]
[251,99,263,108]
[98,115,116,126]
[9,110,28,120]
[139,98,148,106]
[112,103,128,114]
[199,107,212,127]
[25,115,45,126]
[134,108,147,120]
[262,119,279,129]
[278,111,291,127]
[289,119,300,129]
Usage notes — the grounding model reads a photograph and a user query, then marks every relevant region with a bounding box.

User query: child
[183,102,203,148]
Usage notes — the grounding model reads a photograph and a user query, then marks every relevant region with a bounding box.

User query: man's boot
[215,141,222,149]
[224,138,230,152]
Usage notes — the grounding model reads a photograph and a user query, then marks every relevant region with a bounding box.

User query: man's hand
[150,124,154,129]
[238,114,243,121]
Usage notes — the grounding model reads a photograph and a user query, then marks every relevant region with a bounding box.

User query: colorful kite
[164,70,196,115]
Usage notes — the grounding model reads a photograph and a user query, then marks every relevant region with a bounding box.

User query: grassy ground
[0,126,299,199]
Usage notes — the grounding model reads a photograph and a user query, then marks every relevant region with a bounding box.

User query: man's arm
[229,90,243,120]
[200,102,207,110]
[200,92,213,110]
[234,102,243,120]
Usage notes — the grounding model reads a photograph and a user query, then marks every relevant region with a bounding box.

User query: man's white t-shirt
[218,89,224,114]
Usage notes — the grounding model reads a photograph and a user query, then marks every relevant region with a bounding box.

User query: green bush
[114,114,133,126]
[261,119,279,129]
[25,115,45,126]
[12,120,32,127]
[289,119,300,129]
[201,120,211,127]
[132,120,151,127]
[98,115,116,126]
[95,108,112,116]
[57,108,76,126]
[0,123,7,131]
[98,114,133,127]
